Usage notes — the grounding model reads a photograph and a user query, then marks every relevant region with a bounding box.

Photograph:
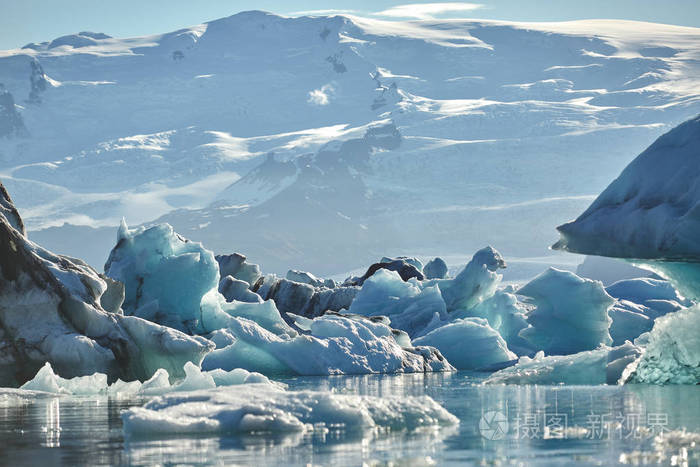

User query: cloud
[374,2,484,19]
[308,84,335,106]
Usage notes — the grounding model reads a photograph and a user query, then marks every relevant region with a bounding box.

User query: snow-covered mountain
[1,11,700,274]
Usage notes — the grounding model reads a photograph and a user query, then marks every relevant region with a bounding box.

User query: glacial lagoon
[2,373,698,466]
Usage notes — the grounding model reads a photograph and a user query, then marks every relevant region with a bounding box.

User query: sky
[1,0,699,50]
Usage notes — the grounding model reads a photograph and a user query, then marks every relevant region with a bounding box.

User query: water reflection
[0,375,698,466]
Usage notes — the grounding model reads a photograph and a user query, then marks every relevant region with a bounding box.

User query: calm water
[1,373,698,466]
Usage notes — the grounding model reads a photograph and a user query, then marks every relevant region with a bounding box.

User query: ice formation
[0,185,212,387]
[201,312,452,375]
[106,221,453,376]
[413,318,517,370]
[553,115,700,301]
[286,269,335,288]
[551,116,700,384]
[622,305,700,384]
[219,276,263,303]
[122,384,458,436]
[253,275,359,319]
[606,278,690,345]
[423,257,448,280]
[216,253,262,287]
[349,269,447,337]
[485,342,641,385]
[554,115,700,262]
[517,268,613,355]
[19,361,278,396]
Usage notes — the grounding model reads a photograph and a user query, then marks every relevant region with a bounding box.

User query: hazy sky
[1,0,699,50]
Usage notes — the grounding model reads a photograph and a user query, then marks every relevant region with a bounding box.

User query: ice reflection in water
[0,373,698,466]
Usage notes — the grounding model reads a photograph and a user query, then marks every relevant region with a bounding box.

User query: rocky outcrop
[0,86,26,138]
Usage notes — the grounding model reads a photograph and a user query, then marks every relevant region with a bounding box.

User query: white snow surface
[1,12,699,274]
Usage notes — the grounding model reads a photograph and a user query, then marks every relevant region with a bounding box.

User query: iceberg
[122,384,458,436]
[0,184,212,387]
[201,312,452,375]
[254,275,359,319]
[423,257,448,280]
[105,221,220,334]
[216,253,262,287]
[413,318,517,371]
[485,342,641,385]
[553,115,700,301]
[456,288,531,355]
[622,305,700,384]
[349,269,447,337]
[440,247,506,313]
[19,361,279,396]
[553,115,700,263]
[606,278,690,345]
[551,116,700,383]
[517,268,613,355]
[106,221,453,376]
[286,269,335,288]
[219,275,263,303]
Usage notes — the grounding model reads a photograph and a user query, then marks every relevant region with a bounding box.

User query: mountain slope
[0,11,699,272]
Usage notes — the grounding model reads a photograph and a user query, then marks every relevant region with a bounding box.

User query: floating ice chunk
[453,288,531,355]
[608,302,654,347]
[603,277,690,345]
[517,268,613,355]
[20,362,108,395]
[105,222,219,334]
[0,189,211,386]
[202,313,453,375]
[171,362,216,392]
[440,246,505,313]
[105,221,296,339]
[216,253,261,286]
[413,318,516,370]
[349,269,447,337]
[286,269,335,288]
[206,367,277,387]
[219,276,263,303]
[19,363,64,394]
[485,342,641,385]
[622,305,700,384]
[122,385,458,436]
[606,277,689,308]
[423,257,448,279]
[553,115,700,263]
